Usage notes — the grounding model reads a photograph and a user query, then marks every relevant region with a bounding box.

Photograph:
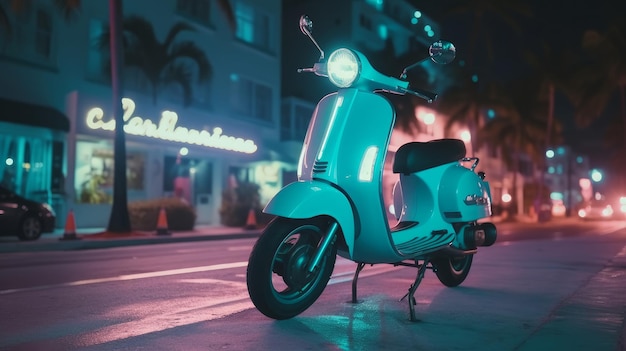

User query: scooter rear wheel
[432,254,473,287]
[246,217,337,320]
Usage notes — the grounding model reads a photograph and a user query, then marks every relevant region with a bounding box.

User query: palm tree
[107,0,129,233]
[522,43,577,210]
[423,0,532,155]
[3,1,235,233]
[438,0,531,69]
[572,18,626,126]
[99,16,213,106]
[571,19,626,188]
[104,1,235,234]
[479,77,560,217]
[435,63,504,155]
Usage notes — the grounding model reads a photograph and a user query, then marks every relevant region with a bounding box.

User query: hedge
[128,197,196,231]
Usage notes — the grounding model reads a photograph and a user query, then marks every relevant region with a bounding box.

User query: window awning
[0,97,69,132]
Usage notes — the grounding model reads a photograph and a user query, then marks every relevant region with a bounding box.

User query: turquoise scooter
[247,15,497,322]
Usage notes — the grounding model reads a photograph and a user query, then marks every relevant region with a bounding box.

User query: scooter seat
[393,139,466,174]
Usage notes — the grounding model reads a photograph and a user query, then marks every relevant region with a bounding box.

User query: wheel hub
[283,244,314,288]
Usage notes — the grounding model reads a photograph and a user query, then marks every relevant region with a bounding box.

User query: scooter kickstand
[351,262,366,303]
[400,258,429,322]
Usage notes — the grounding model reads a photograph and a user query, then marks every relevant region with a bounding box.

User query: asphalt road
[1,219,625,351]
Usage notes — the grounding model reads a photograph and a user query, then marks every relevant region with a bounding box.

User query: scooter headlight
[327,48,360,88]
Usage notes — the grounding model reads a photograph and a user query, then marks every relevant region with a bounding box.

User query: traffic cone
[245,208,257,230]
[59,210,80,241]
[156,207,170,235]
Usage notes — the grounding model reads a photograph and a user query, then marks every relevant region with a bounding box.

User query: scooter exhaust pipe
[463,222,497,248]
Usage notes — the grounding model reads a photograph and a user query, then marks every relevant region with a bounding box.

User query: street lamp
[422,112,435,135]
[460,130,471,143]
[590,169,603,183]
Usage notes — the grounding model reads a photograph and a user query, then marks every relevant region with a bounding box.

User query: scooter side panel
[439,165,492,221]
[263,180,356,255]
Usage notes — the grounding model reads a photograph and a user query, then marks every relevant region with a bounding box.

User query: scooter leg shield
[263,181,356,254]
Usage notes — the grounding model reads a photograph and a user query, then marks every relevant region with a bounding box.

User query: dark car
[0,186,56,240]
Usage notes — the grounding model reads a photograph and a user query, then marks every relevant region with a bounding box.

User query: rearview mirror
[429,41,456,64]
[299,15,313,37]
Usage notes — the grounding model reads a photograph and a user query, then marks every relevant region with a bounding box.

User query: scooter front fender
[263,180,356,255]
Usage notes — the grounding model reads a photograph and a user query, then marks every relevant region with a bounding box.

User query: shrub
[129,197,196,231]
[220,181,261,227]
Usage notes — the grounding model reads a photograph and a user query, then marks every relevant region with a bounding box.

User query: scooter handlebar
[297,62,328,77]
[398,86,438,103]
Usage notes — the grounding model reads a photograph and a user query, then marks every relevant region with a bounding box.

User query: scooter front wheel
[432,254,473,287]
[246,217,337,320]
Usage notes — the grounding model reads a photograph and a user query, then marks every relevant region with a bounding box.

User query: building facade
[0,0,290,228]
[544,146,591,216]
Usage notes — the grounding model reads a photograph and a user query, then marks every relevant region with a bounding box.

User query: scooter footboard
[264,180,356,255]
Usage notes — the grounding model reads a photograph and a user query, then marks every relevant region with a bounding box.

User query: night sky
[411,0,625,173]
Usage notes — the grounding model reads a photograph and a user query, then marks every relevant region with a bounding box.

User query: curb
[0,230,263,253]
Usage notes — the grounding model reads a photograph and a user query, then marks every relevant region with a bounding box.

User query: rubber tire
[18,214,42,241]
[246,217,337,320]
[432,254,473,287]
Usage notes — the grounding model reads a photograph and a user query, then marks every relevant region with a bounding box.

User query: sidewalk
[0,215,582,254]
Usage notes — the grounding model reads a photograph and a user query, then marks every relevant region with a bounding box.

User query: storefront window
[0,140,17,191]
[0,134,56,199]
[75,140,145,204]
[20,141,31,195]
[163,155,213,204]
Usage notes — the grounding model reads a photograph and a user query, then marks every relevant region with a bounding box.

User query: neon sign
[86,98,257,154]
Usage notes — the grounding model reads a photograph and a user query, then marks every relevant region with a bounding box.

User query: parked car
[577,199,615,221]
[0,185,56,240]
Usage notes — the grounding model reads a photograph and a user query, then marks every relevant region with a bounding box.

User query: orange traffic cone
[245,208,257,230]
[156,207,170,235]
[59,210,80,241]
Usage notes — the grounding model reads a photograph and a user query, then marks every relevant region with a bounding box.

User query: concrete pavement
[0,215,605,254]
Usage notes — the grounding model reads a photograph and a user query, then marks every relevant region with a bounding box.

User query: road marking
[227,245,254,251]
[65,264,401,347]
[0,261,248,295]
[0,258,400,296]
[0,257,408,347]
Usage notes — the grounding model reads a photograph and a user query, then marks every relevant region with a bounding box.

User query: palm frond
[97,15,213,106]
[163,21,195,49]
[167,41,212,81]
[122,15,159,50]
[162,63,194,106]
[53,0,80,20]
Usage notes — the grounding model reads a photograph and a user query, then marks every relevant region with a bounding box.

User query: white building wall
[0,0,283,228]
